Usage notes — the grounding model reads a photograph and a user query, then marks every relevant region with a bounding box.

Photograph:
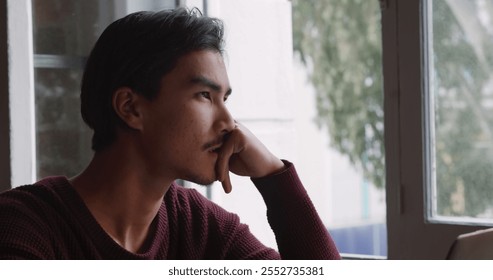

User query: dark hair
[80,7,225,151]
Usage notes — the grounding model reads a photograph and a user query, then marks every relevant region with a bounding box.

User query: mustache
[203,133,231,150]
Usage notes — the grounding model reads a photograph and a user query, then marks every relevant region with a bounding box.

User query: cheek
[166,117,205,147]
[151,103,214,148]
[180,105,214,132]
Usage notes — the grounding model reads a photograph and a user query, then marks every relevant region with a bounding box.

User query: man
[0,8,340,259]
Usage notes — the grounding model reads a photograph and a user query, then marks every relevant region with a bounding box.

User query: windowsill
[341,253,387,260]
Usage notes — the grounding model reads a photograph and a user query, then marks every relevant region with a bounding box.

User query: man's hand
[215,122,285,193]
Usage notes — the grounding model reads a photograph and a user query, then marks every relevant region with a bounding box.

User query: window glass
[427,0,493,221]
[32,0,109,56]
[292,0,386,256]
[32,0,176,179]
[34,68,90,178]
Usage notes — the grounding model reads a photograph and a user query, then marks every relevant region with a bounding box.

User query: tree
[292,0,384,188]
[292,0,493,217]
[432,0,493,216]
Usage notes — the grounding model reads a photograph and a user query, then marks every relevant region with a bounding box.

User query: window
[383,0,490,259]
[32,0,177,179]
[291,0,387,257]
[6,0,177,187]
[426,0,493,223]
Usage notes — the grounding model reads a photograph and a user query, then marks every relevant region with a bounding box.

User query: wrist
[254,157,286,178]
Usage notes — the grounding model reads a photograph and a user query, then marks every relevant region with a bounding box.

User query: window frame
[7,0,37,188]
[0,0,10,192]
[382,0,488,259]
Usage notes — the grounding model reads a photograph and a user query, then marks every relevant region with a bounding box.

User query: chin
[184,172,216,187]
[176,161,217,186]
[190,178,215,187]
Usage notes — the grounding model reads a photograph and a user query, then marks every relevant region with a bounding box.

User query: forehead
[169,50,230,88]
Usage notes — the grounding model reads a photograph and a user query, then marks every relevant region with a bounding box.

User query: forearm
[251,160,341,260]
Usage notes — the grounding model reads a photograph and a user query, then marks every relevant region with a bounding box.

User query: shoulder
[0,176,70,214]
[0,176,71,259]
[0,176,72,230]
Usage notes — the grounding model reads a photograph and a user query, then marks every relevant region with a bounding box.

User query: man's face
[139,50,234,185]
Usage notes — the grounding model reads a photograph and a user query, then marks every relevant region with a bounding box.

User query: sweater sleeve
[251,160,341,260]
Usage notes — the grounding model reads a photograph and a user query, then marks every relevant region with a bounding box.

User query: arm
[252,161,340,259]
[215,123,340,259]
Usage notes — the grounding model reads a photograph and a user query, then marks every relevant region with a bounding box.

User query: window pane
[428,0,493,221]
[32,0,114,56]
[32,0,177,56]
[32,0,176,179]
[292,0,386,256]
[34,68,91,178]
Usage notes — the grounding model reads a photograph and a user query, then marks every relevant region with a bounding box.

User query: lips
[204,141,223,153]
[211,145,222,153]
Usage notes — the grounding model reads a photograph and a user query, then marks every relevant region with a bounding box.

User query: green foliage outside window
[292,0,384,188]
[292,0,493,217]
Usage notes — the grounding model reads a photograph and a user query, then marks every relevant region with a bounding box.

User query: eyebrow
[189,75,232,96]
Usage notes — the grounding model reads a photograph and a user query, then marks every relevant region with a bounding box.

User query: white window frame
[7,0,36,187]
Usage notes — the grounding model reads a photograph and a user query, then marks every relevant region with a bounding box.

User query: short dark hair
[80,8,225,151]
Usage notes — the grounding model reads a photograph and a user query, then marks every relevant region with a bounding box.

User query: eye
[199,92,211,100]
[223,95,230,103]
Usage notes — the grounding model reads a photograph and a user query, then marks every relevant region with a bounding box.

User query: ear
[112,87,144,130]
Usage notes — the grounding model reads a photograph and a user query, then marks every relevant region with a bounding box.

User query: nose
[215,104,236,134]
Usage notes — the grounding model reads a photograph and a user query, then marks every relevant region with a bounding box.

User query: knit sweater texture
[0,161,340,259]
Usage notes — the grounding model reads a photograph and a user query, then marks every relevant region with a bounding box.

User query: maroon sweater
[0,162,340,259]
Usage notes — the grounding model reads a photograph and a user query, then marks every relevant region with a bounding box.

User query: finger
[215,134,236,193]
[220,171,232,194]
[216,141,234,182]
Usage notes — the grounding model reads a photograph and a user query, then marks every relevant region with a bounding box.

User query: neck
[70,142,174,253]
